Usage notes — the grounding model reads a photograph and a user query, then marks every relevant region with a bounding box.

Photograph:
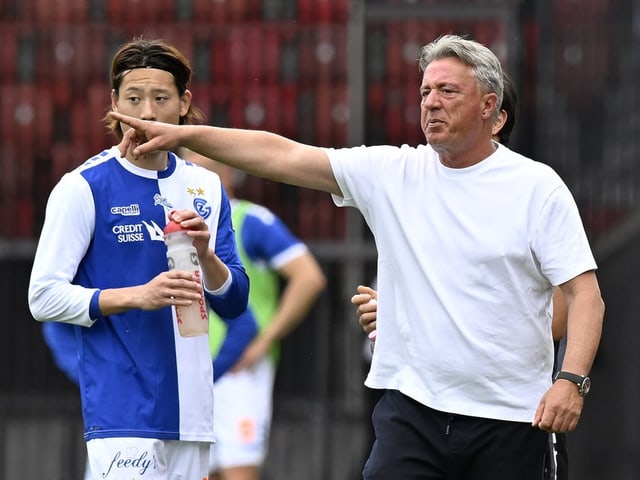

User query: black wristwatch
[554,371,591,397]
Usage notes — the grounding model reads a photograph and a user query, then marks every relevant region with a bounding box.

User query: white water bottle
[163,220,209,337]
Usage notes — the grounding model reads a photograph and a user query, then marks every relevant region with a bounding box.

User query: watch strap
[554,371,591,396]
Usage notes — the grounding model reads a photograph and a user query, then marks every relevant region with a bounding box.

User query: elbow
[310,266,327,295]
[226,300,249,319]
[211,275,249,319]
[216,302,248,320]
[314,271,327,295]
[29,299,57,324]
[237,289,250,318]
[599,296,606,320]
[30,309,48,323]
[28,285,49,322]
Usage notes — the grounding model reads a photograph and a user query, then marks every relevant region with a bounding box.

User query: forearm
[185,126,297,181]
[559,289,604,375]
[205,263,249,319]
[259,268,326,345]
[98,286,146,316]
[198,248,231,291]
[213,310,258,381]
[114,112,340,194]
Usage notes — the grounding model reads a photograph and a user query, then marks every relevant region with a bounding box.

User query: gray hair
[418,34,504,123]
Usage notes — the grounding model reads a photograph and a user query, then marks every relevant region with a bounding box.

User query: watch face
[581,377,591,396]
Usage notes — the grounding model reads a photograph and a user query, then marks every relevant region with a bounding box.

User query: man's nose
[139,100,156,121]
[422,91,440,109]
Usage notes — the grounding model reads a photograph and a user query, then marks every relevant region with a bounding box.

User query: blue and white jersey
[29,146,249,442]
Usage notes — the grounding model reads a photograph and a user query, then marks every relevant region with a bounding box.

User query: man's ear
[111,89,118,112]
[481,92,499,119]
[492,109,507,137]
[180,89,193,117]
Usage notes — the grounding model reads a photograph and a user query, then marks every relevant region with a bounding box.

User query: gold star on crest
[196,187,205,195]
[187,187,195,195]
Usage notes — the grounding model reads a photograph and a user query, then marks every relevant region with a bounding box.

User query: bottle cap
[163,219,188,235]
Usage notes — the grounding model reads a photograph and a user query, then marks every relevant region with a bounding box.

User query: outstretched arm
[109,112,342,196]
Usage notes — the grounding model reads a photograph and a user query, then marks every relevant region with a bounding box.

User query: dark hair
[104,38,204,140]
[498,72,518,146]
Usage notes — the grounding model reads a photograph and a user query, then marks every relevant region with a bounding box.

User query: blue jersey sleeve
[212,309,259,381]
[241,206,304,265]
[41,322,80,385]
[205,187,249,319]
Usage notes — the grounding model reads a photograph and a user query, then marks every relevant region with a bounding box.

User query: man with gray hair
[111,34,604,479]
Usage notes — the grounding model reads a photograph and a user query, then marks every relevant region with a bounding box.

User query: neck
[437,140,497,169]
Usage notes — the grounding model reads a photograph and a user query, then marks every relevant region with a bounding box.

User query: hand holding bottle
[164,217,209,337]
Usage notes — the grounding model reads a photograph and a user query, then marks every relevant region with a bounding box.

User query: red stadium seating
[244,25,264,82]
[0,85,53,150]
[0,144,18,205]
[228,27,248,86]
[261,26,281,84]
[0,23,18,83]
[279,83,299,139]
[331,82,349,147]
[297,0,314,25]
[193,0,227,25]
[314,83,332,146]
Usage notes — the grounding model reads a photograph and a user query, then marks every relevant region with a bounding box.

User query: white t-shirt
[327,142,596,422]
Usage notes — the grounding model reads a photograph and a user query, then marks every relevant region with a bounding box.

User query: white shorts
[86,437,210,480]
[209,355,275,471]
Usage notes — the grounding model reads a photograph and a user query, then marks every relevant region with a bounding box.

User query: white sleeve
[532,184,597,285]
[28,172,99,327]
[325,146,366,208]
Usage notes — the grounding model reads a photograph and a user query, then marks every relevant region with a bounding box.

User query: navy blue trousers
[363,390,548,480]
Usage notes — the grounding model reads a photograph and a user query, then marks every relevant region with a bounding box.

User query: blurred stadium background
[1,0,639,478]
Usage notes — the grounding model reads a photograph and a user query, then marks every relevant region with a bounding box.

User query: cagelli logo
[111,204,141,216]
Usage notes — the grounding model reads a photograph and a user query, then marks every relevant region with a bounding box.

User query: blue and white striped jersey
[29,146,249,442]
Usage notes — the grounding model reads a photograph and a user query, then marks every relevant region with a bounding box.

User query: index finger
[110,111,146,136]
[116,127,138,157]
